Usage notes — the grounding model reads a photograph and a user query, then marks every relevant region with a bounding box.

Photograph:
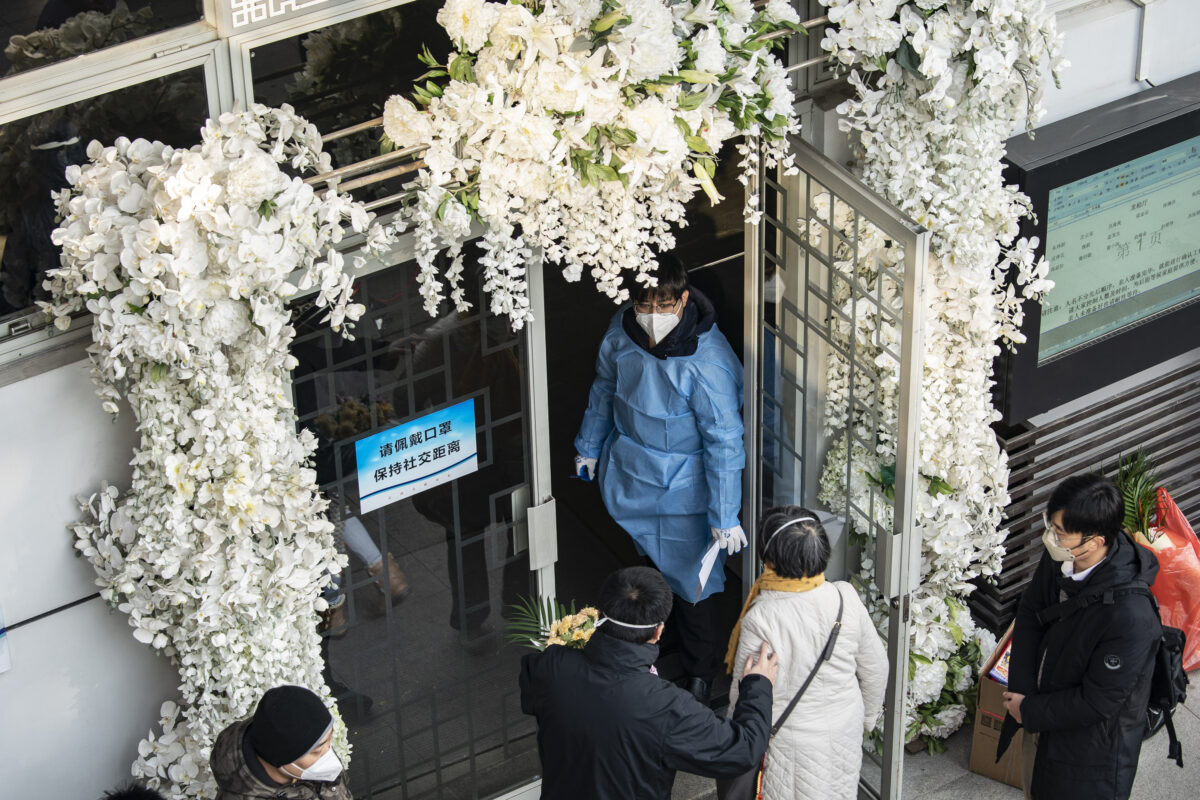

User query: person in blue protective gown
[574,252,746,702]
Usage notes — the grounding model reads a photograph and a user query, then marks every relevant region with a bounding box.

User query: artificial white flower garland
[383,0,806,328]
[813,0,1064,747]
[42,105,391,796]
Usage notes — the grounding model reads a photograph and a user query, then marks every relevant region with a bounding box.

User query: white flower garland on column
[813,0,1064,748]
[41,105,391,796]
[382,0,806,328]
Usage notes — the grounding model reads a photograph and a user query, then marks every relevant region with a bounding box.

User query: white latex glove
[712,525,748,555]
[574,454,598,482]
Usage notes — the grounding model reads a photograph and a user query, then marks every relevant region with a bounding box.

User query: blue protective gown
[575,292,745,602]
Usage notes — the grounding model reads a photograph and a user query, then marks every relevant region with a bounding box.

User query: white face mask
[287,747,343,782]
[1041,529,1077,562]
[636,311,680,343]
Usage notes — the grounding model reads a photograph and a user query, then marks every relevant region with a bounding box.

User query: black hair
[596,566,673,643]
[758,505,830,579]
[631,251,689,306]
[1047,473,1124,545]
[101,785,168,800]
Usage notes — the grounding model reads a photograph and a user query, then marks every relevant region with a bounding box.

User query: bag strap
[1165,709,1184,768]
[1034,580,1155,626]
[770,585,845,736]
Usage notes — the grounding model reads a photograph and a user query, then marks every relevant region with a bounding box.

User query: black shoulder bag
[716,586,845,800]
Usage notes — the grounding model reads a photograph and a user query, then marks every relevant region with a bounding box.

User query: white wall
[0,360,178,800]
[1041,0,1200,126]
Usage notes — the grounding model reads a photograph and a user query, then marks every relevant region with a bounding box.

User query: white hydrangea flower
[437,0,501,52]
[382,96,434,148]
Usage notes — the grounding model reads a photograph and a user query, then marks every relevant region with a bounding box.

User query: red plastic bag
[1139,488,1200,672]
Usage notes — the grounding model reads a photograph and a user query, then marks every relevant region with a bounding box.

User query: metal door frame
[742,135,929,800]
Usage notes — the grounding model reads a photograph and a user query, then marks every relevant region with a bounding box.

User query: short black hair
[631,251,689,306]
[1047,473,1124,545]
[101,785,167,800]
[758,506,830,579]
[596,566,673,643]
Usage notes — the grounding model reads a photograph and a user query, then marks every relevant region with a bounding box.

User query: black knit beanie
[247,685,333,767]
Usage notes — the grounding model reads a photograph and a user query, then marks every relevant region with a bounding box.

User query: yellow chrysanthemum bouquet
[507,596,599,651]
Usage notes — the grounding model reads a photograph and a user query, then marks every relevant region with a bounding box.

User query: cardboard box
[968,623,1024,788]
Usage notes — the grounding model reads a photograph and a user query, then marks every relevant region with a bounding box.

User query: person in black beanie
[210,685,352,800]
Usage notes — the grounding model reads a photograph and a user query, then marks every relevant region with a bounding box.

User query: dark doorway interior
[544,176,749,702]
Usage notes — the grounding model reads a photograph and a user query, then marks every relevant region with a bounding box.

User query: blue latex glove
[574,454,598,482]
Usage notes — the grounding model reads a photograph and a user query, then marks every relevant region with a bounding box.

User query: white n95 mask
[636,312,680,343]
[289,748,343,782]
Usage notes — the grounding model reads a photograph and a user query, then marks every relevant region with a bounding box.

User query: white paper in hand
[694,541,723,601]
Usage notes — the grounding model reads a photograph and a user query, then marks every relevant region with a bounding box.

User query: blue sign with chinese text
[355,399,478,513]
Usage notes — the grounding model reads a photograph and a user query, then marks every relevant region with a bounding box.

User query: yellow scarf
[724,566,825,674]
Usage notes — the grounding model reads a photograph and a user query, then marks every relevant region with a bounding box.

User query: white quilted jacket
[728,581,888,800]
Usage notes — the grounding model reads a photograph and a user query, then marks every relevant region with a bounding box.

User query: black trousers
[659,590,722,683]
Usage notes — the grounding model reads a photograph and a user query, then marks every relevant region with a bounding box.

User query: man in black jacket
[1002,473,1162,800]
[520,566,777,799]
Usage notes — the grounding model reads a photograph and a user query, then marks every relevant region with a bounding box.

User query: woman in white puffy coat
[726,506,888,800]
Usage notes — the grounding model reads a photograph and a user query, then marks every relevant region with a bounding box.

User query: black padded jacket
[1008,531,1162,800]
[520,632,772,799]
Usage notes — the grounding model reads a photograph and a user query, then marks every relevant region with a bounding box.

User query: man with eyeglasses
[574,252,745,704]
[1000,473,1162,800]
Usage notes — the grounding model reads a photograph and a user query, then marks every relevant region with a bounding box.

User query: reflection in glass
[290,251,538,799]
[251,1,450,203]
[1,0,202,76]
[0,66,206,318]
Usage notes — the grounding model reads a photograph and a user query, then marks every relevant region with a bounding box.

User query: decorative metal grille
[747,135,928,800]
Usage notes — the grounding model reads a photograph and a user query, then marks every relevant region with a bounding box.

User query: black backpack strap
[770,585,845,736]
[1035,581,1155,626]
[1165,710,1184,768]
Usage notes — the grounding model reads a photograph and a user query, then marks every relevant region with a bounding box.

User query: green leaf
[425,80,443,98]
[449,54,475,83]
[896,38,922,78]
[685,135,711,154]
[591,10,628,33]
[584,127,600,148]
[677,69,719,85]
[591,163,620,182]
[678,91,707,111]
[608,127,637,146]
[674,116,692,137]
[418,44,439,68]
[257,198,276,219]
[908,652,932,680]
[926,475,954,497]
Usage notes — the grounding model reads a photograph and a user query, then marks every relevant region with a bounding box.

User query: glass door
[290,247,542,799]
